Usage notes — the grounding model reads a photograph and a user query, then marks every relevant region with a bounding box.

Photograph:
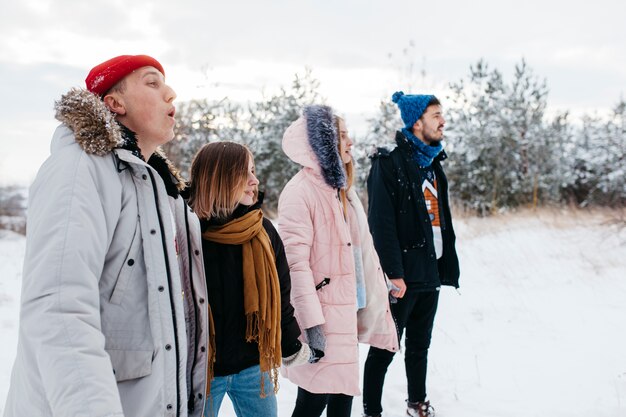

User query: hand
[389,278,407,299]
[282,342,312,368]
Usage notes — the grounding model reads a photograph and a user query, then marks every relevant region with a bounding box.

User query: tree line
[2,58,622,231]
[164,60,625,215]
[0,60,626,233]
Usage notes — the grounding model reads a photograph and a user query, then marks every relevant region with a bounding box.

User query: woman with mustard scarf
[188,142,314,417]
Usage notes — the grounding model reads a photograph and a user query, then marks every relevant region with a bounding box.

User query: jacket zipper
[148,169,181,417]
[315,277,331,290]
[183,205,198,413]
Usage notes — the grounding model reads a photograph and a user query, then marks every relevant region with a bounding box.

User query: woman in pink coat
[278,105,399,417]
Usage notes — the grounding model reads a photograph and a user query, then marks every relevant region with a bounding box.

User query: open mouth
[168,107,176,118]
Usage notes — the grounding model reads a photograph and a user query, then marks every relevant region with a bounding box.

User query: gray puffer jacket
[3,89,208,417]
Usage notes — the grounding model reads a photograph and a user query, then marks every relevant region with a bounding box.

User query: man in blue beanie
[362,92,460,417]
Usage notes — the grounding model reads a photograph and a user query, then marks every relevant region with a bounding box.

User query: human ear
[412,119,423,134]
[103,93,127,116]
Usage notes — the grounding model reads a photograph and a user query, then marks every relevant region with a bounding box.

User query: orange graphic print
[422,179,440,226]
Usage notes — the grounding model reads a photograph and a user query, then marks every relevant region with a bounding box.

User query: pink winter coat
[278,109,398,396]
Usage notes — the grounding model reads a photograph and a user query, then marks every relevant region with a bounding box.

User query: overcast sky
[1,0,625,185]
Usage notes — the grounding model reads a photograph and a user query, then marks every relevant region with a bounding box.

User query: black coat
[367,130,460,290]
[200,203,301,376]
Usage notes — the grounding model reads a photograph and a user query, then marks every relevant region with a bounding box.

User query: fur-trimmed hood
[54,88,123,156]
[282,105,346,189]
[54,88,185,192]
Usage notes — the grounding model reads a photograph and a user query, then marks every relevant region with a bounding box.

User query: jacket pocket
[401,247,438,286]
[107,349,153,382]
[110,222,142,305]
[315,277,331,291]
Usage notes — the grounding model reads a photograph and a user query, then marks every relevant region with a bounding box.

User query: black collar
[118,123,180,198]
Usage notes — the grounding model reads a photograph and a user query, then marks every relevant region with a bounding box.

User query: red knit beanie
[85,55,165,96]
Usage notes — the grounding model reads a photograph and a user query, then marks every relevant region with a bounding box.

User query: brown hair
[335,116,354,217]
[106,78,127,96]
[188,141,254,220]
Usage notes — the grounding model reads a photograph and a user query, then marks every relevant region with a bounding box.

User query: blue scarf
[401,127,443,168]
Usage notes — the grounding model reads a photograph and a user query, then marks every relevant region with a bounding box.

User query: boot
[406,400,435,417]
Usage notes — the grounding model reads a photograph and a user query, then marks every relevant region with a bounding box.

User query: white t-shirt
[421,177,443,259]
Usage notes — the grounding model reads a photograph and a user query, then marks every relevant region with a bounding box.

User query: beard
[423,128,444,145]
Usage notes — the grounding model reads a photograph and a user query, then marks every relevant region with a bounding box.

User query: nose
[249,172,259,186]
[165,83,177,103]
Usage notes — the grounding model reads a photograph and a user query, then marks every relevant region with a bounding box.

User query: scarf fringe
[206,305,216,395]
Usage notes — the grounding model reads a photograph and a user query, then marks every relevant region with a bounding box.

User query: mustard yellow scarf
[202,209,282,396]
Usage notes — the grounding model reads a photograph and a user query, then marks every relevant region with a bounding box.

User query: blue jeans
[203,365,277,417]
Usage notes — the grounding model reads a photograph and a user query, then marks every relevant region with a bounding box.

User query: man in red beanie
[3,55,209,417]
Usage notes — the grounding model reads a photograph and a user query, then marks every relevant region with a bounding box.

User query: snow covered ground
[0,230,25,415]
[1,209,625,417]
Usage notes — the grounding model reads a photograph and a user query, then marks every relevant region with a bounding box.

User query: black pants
[291,387,354,417]
[362,288,439,416]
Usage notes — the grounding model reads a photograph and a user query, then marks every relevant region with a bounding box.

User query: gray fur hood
[282,105,346,189]
[54,88,124,156]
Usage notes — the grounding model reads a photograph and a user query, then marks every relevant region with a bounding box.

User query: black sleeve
[367,154,405,279]
[263,218,302,357]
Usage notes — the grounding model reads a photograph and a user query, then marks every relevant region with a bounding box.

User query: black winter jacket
[367,130,460,290]
[200,203,301,376]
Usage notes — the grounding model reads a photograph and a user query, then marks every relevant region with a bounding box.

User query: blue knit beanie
[392,91,435,128]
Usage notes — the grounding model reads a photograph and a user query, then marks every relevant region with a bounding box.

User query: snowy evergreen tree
[0,185,27,234]
[353,100,399,193]
[444,59,555,214]
[354,41,431,195]
[565,99,626,207]
[247,69,322,213]
[599,100,626,206]
[544,112,576,204]
[163,98,246,178]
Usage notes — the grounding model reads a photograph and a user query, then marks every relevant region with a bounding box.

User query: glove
[304,325,326,352]
[388,280,401,304]
[304,325,326,363]
[282,341,311,367]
